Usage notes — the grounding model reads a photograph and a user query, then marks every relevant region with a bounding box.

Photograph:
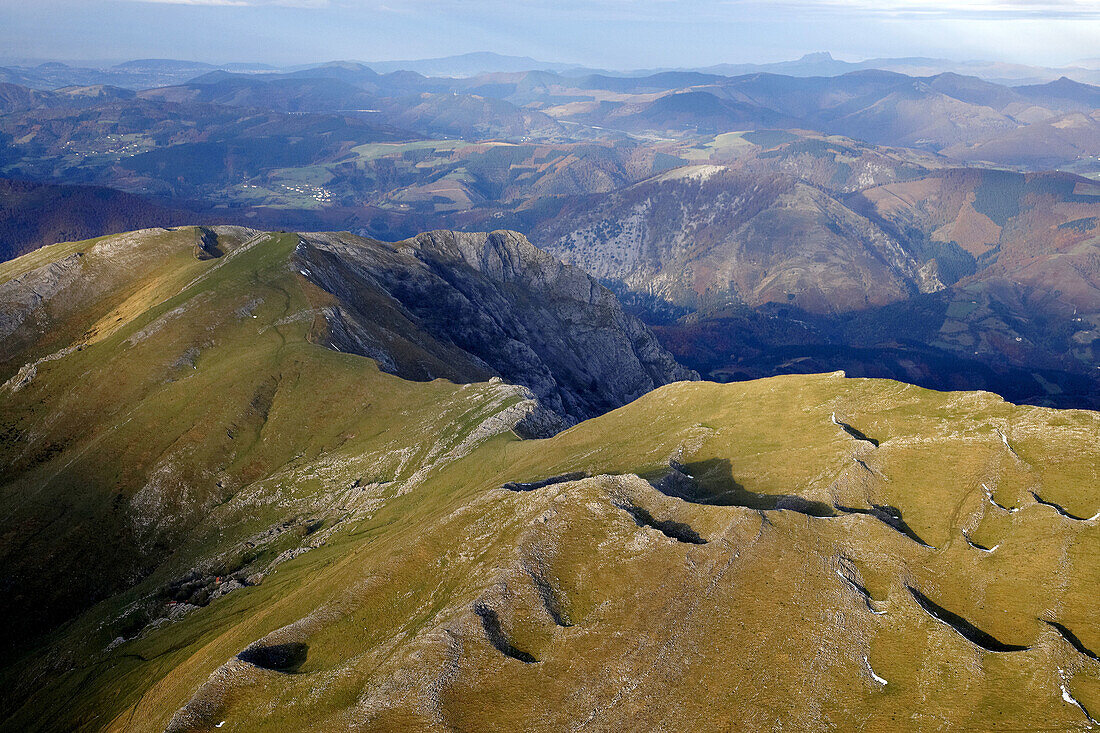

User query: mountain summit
[0,227,1096,731]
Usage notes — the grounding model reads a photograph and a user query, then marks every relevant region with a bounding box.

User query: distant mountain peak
[111,59,217,72]
[323,60,375,71]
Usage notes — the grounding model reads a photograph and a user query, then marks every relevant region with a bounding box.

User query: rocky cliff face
[532,166,930,316]
[0,224,692,669]
[295,229,697,436]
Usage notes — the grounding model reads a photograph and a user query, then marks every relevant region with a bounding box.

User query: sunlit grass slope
[0,227,1096,732]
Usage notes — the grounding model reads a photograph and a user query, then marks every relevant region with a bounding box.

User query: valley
[4,63,1100,410]
[1,34,1099,732]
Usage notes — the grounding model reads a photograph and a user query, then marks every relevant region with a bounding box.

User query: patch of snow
[1060,677,1099,726]
[996,430,1018,457]
[962,532,999,553]
[982,483,1018,513]
[864,656,887,686]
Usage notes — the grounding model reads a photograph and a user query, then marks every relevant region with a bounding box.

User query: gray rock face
[0,252,86,368]
[532,168,926,315]
[295,229,697,435]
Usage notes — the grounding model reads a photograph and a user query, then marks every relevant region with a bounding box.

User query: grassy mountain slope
[0,227,1098,731]
[0,223,688,661]
[0,227,544,660]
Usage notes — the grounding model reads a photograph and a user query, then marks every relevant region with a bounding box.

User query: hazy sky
[1,0,1098,68]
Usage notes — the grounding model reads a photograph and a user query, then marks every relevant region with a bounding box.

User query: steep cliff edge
[0,225,693,669]
[295,229,697,435]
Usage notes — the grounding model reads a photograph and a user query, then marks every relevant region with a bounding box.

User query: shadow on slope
[237,643,309,673]
[473,603,538,663]
[907,587,1028,652]
[653,458,836,517]
[651,458,934,547]
[653,296,1100,412]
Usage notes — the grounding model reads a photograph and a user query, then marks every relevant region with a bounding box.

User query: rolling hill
[3,66,1100,235]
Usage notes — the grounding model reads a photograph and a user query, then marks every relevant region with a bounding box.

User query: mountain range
[2,59,1100,413]
[2,37,1100,732]
[0,225,1097,731]
[6,51,1100,88]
